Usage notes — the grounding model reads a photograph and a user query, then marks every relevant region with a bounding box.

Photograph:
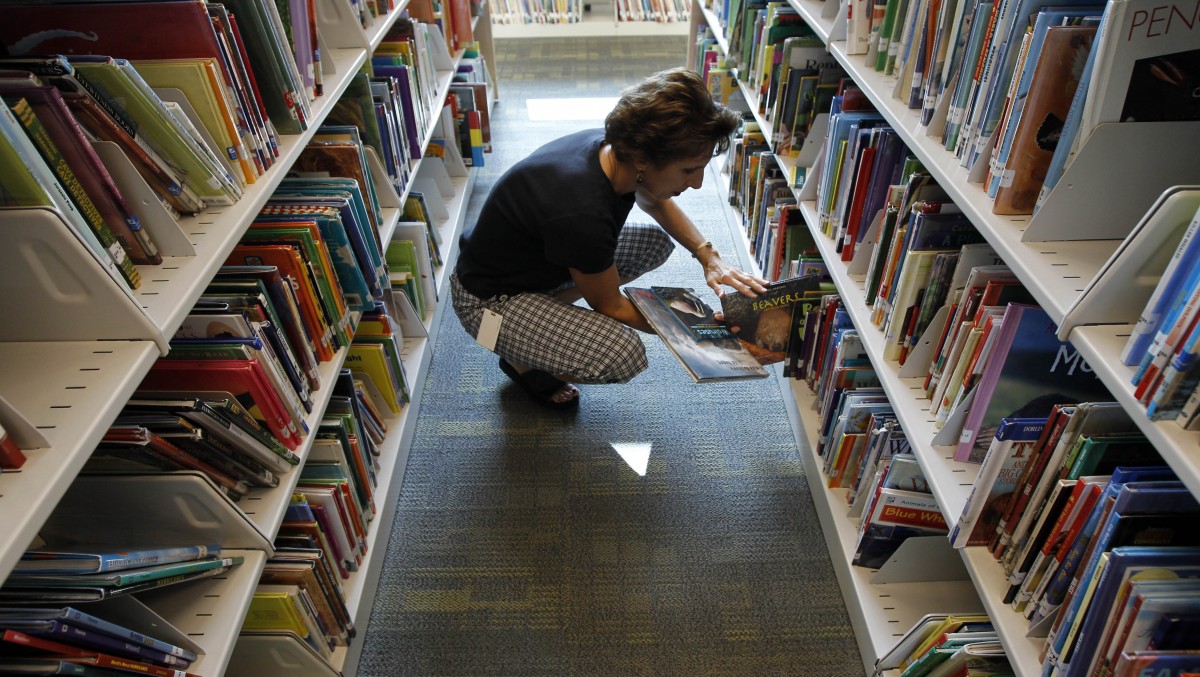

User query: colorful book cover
[954,303,1110,463]
[15,544,220,574]
[951,417,1043,547]
[852,487,948,569]
[626,286,768,383]
[720,273,825,364]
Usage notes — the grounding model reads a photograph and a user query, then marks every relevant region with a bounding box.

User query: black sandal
[498,358,580,409]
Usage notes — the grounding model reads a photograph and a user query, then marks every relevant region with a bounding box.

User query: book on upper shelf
[852,486,949,569]
[1077,0,1200,149]
[625,286,769,383]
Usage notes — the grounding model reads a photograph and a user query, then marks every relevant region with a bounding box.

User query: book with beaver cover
[720,273,826,364]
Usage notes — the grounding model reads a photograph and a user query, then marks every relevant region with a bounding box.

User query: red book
[839,145,877,262]
[138,359,303,450]
[0,422,26,469]
[0,74,160,264]
[1,629,201,677]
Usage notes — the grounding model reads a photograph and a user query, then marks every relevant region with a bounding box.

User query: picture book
[626,286,768,383]
[0,630,203,677]
[852,487,948,569]
[138,358,304,450]
[14,544,220,574]
[991,25,1098,215]
[0,618,193,668]
[0,607,198,664]
[954,303,1110,463]
[1079,0,1200,144]
[0,74,158,266]
[650,285,736,342]
[951,417,1044,548]
[1064,547,1200,677]
[719,273,825,364]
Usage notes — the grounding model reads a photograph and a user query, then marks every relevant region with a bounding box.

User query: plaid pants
[451,221,674,384]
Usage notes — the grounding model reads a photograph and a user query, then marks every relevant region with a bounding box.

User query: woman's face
[639,147,715,200]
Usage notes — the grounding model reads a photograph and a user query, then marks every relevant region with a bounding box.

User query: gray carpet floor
[355,36,865,677]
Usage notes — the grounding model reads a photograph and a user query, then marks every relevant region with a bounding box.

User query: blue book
[15,545,219,574]
[1055,544,1200,676]
[0,607,196,663]
[0,618,191,668]
[1038,480,1199,659]
[1132,261,1200,390]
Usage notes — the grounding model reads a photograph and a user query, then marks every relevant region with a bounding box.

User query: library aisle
[354,36,866,676]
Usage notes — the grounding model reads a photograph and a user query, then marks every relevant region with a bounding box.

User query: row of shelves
[695,0,1200,673]
[0,0,490,673]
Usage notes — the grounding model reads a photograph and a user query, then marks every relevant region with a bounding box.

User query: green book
[9,97,140,289]
[4,556,244,587]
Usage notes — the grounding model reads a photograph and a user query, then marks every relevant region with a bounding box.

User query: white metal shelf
[711,153,987,675]
[0,341,159,581]
[1070,324,1200,497]
[804,32,1121,328]
[135,549,268,677]
[782,377,985,676]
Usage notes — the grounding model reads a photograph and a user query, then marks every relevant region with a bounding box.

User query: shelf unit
[691,0,1200,675]
[0,1,493,674]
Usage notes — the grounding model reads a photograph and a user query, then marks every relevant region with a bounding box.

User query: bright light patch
[610,442,651,476]
[526,97,617,121]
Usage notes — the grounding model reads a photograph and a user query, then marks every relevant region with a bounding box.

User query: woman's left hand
[701,252,769,298]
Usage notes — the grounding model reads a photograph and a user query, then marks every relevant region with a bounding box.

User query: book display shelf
[488,0,692,35]
[691,0,1200,674]
[0,2,497,675]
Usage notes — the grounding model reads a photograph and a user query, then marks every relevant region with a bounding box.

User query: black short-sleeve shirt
[456,129,636,299]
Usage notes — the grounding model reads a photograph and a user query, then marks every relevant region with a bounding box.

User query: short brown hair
[605,67,741,169]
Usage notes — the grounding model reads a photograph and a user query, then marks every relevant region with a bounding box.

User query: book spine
[10,97,141,289]
[94,545,217,572]
[36,622,188,668]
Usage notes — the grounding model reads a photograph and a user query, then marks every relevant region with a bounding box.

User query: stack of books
[1121,199,1200,429]
[948,395,1200,675]
[875,613,1011,677]
[2,545,241,604]
[0,602,204,676]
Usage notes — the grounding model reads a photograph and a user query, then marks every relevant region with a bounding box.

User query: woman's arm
[636,193,769,297]
[567,264,654,333]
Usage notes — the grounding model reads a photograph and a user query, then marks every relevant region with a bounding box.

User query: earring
[636,170,644,183]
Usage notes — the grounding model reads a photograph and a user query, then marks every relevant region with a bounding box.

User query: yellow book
[243,585,309,635]
[133,57,257,187]
[347,343,402,413]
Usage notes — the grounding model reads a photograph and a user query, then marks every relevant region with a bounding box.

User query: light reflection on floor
[610,442,651,475]
[526,97,618,121]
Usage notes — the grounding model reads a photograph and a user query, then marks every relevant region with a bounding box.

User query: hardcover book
[719,273,825,364]
[953,303,1111,463]
[951,417,1043,548]
[852,487,949,569]
[626,286,768,383]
